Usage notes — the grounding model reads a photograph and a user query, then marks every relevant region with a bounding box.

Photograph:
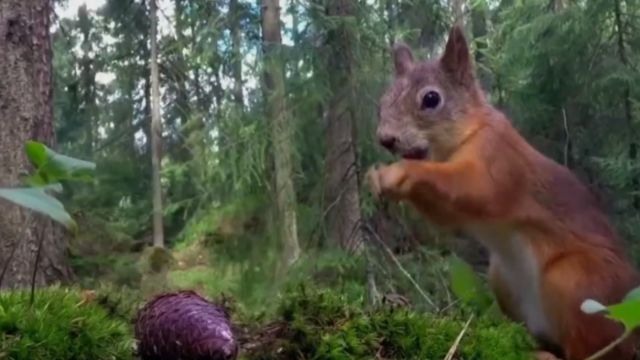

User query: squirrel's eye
[421,91,441,109]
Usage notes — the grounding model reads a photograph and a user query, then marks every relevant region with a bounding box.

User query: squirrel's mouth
[400,147,429,160]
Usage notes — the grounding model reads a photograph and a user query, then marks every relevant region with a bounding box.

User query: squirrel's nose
[378,135,397,151]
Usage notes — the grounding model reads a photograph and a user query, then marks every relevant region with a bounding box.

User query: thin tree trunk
[385,0,396,47]
[261,0,301,268]
[261,0,296,253]
[451,0,465,27]
[470,1,489,89]
[78,5,95,156]
[0,0,73,289]
[553,0,569,11]
[171,0,192,162]
[230,0,244,108]
[149,0,164,247]
[613,0,638,209]
[324,0,363,253]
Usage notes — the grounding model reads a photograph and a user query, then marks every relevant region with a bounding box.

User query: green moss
[241,286,535,360]
[461,316,536,360]
[139,246,174,274]
[0,286,133,360]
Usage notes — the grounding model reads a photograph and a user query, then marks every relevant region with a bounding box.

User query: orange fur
[369,26,640,360]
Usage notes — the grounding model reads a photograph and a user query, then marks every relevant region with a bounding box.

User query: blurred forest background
[43,0,640,306]
[4,0,640,331]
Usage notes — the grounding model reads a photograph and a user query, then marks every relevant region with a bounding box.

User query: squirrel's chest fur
[466,224,552,339]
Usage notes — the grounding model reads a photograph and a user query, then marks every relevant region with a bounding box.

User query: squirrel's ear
[440,26,474,84]
[393,42,414,77]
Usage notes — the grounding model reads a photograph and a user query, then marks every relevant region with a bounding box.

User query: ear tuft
[393,42,414,77]
[440,25,474,84]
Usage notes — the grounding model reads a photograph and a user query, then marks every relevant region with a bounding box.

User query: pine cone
[134,290,238,360]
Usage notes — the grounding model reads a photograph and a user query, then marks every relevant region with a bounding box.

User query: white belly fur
[468,226,552,339]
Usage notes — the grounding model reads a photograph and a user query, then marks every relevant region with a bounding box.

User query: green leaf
[449,256,492,311]
[25,141,48,169]
[606,299,640,330]
[24,141,96,185]
[0,187,76,232]
[582,289,640,331]
[623,286,640,302]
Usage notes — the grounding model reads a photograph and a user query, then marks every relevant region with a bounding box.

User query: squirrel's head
[377,26,484,160]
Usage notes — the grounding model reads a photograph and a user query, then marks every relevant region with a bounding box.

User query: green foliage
[285,250,369,301]
[0,287,133,360]
[241,285,534,360]
[24,140,96,186]
[0,187,75,231]
[72,253,142,288]
[0,141,95,232]
[578,286,640,359]
[168,265,238,296]
[92,282,145,322]
[582,286,640,331]
[448,256,494,313]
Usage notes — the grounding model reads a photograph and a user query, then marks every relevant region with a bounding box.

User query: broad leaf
[606,299,640,330]
[449,256,492,311]
[623,286,640,302]
[25,141,48,169]
[24,141,95,185]
[0,187,76,232]
[582,287,640,331]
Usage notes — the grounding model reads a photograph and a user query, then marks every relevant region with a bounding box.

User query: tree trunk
[230,0,244,108]
[149,0,165,247]
[261,0,301,268]
[553,0,569,11]
[613,0,638,209]
[78,5,96,156]
[385,0,396,47]
[470,1,489,89]
[450,0,465,27]
[0,0,73,289]
[324,0,363,253]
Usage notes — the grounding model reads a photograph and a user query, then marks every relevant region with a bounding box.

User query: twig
[363,223,438,311]
[365,247,381,307]
[562,107,571,167]
[29,218,49,306]
[444,314,474,360]
[585,330,632,360]
[438,298,462,315]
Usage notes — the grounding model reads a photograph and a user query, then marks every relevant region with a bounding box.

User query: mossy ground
[0,283,535,360]
[0,286,134,360]
[237,285,535,360]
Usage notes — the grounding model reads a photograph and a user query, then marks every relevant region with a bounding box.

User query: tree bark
[230,0,244,108]
[385,0,396,47]
[0,0,73,289]
[613,0,638,209]
[324,0,364,253]
[261,0,301,267]
[149,0,165,247]
[470,1,490,90]
[450,0,465,27]
[78,5,96,156]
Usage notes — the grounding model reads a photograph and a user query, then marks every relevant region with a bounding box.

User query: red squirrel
[367,25,640,360]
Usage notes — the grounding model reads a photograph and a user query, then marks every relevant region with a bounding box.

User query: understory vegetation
[3,0,640,358]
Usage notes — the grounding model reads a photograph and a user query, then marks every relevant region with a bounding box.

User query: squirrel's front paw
[365,165,384,200]
[365,163,410,201]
